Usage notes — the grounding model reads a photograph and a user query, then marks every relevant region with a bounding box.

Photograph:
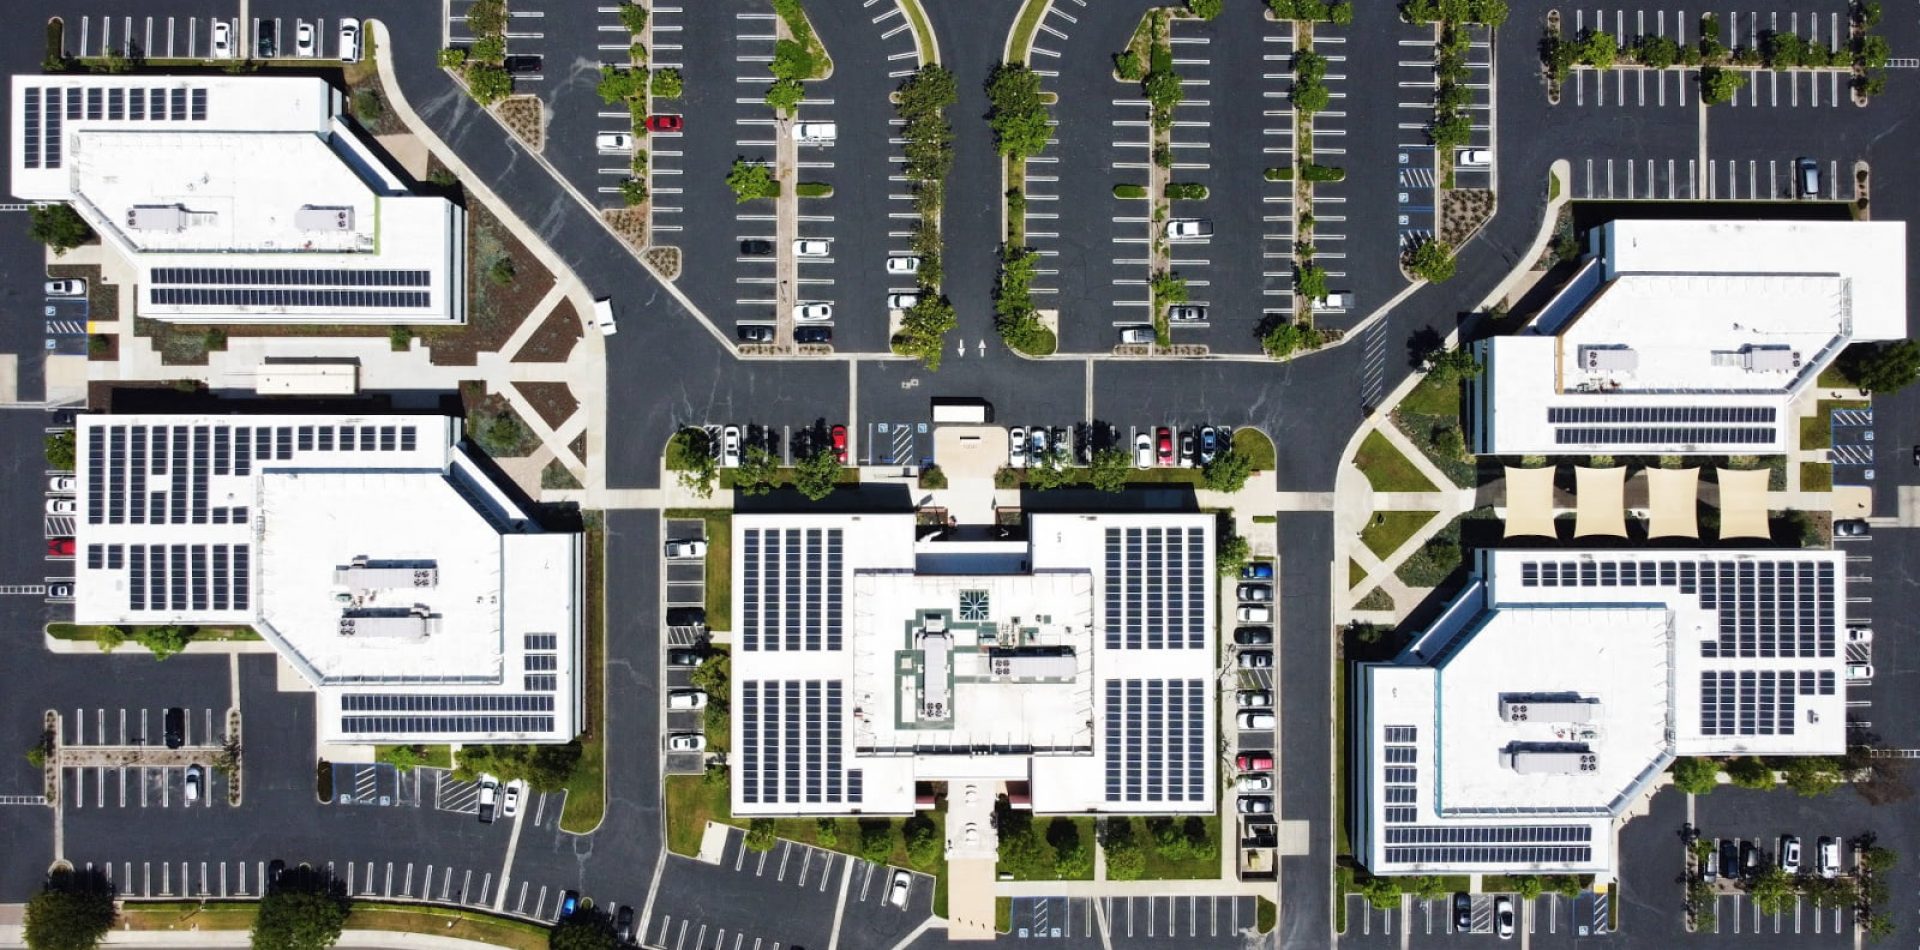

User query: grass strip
[558,514,608,833]
[665,509,734,631]
[1353,430,1439,493]
[1800,461,1833,492]
[1007,0,1052,62]
[1233,427,1277,469]
[1360,511,1437,559]
[898,0,937,62]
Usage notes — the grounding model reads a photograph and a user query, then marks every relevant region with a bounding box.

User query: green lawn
[1347,559,1366,590]
[1801,462,1833,492]
[1353,431,1438,493]
[1257,896,1277,933]
[48,623,260,644]
[898,0,936,62]
[1007,0,1052,61]
[1137,815,1223,879]
[559,514,609,833]
[1360,510,1437,559]
[374,744,453,770]
[116,901,550,950]
[1818,363,1859,389]
[1398,375,1461,417]
[1334,665,1349,859]
[665,509,733,631]
[1234,428,1278,469]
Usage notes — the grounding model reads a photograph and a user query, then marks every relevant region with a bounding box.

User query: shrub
[465,64,513,105]
[437,47,468,69]
[1264,166,1294,181]
[650,68,683,99]
[766,77,805,114]
[1300,164,1345,182]
[620,178,650,206]
[28,205,94,254]
[860,823,895,862]
[795,182,833,197]
[1782,756,1845,797]
[1261,318,1318,359]
[1188,0,1224,18]
[1113,183,1148,199]
[1723,756,1776,790]
[745,818,777,852]
[1699,65,1747,104]
[487,257,515,286]
[725,160,779,202]
[1164,182,1208,199]
[45,430,76,470]
[1671,756,1721,795]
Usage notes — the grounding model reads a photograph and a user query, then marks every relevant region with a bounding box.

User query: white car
[1134,432,1153,468]
[502,780,524,819]
[1457,148,1491,167]
[793,302,833,322]
[1236,773,1274,793]
[887,293,920,311]
[1817,836,1841,879]
[47,476,75,494]
[1238,711,1276,730]
[1165,218,1214,241]
[1237,605,1272,624]
[1238,689,1272,708]
[338,19,360,62]
[1167,305,1206,322]
[667,733,706,752]
[1120,326,1155,345]
[1848,626,1873,644]
[1308,291,1354,312]
[664,539,708,559]
[888,870,911,908]
[793,122,837,144]
[1008,427,1027,469]
[295,21,315,57]
[596,132,635,153]
[184,765,203,804]
[1847,662,1874,682]
[1237,796,1273,815]
[667,690,708,710]
[886,256,922,275]
[210,21,233,59]
[477,777,499,823]
[45,279,86,297]
[794,239,831,258]
[45,498,76,515]
[592,297,618,336]
[1780,835,1801,874]
[721,426,742,467]
[1495,897,1514,940]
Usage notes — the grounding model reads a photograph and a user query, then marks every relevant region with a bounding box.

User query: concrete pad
[45,355,87,406]
[0,354,18,404]
[696,821,731,864]
[1275,819,1312,856]
[375,132,433,180]
[943,857,999,940]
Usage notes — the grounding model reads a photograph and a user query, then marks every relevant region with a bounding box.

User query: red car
[645,114,683,133]
[1236,752,1274,771]
[46,538,75,558]
[831,425,848,464]
[1155,427,1174,466]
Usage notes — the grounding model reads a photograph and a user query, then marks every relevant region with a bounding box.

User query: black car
[1234,626,1273,646]
[1719,840,1740,879]
[739,239,773,255]
[503,54,543,74]
[615,905,636,943]
[666,606,705,628]
[666,648,703,668]
[164,707,186,749]
[794,326,832,344]
[1452,892,1472,933]
[256,22,276,57]
[737,324,774,344]
[267,860,286,890]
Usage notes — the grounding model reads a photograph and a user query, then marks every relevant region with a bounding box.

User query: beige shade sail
[1573,466,1628,538]
[1645,467,1701,539]
[1715,467,1773,539]
[1502,465,1558,539]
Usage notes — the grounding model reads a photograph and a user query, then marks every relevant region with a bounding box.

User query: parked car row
[1703,834,1844,884]
[474,775,528,824]
[1450,892,1516,939]
[1129,425,1233,470]
[1007,425,1074,469]
[1234,752,1273,817]
[47,474,76,563]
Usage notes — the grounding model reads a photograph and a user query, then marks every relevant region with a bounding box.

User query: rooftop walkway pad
[1572,466,1628,538]
[1501,465,1558,539]
[1645,467,1701,539]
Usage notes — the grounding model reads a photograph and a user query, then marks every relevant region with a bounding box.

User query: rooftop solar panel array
[739,528,843,652]
[124,543,248,613]
[1102,526,1207,649]
[738,679,855,806]
[1381,824,1593,866]
[20,82,211,170]
[1697,669,1833,737]
[1552,426,1774,447]
[1518,557,1836,659]
[1382,724,1419,824]
[1102,678,1206,804]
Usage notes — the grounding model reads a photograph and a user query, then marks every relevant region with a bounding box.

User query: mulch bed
[512,381,578,430]
[569,432,587,465]
[1439,189,1495,248]
[511,300,582,363]
[459,381,540,458]
[426,199,557,366]
[497,96,545,152]
[603,209,648,252]
[645,246,681,279]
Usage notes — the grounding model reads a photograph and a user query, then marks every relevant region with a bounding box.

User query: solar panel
[1104,678,1206,804]
[1103,527,1208,650]
[738,678,849,806]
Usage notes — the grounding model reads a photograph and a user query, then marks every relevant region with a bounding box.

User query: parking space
[1343,890,1606,945]
[63,763,224,809]
[1101,894,1258,943]
[663,517,706,608]
[1565,7,1848,110]
[862,420,932,468]
[327,762,401,807]
[76,854,578,919]
[1830,407,1874,487]
[43,286,88,357]
[64,704,221,749]
[649,829,930,950]
[58,8,237,61]
[1250,29,1299,329]
[1033,7,1130,353]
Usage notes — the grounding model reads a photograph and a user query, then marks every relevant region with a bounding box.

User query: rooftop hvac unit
[127,205,192,232]
[1578,345,1638,372]
[1508,749,1599,775]
[1499,698,1601,724]
[295,205,355,231]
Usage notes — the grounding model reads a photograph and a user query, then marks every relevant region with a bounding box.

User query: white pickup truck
[592,297,618,336]
[793,122,837,145]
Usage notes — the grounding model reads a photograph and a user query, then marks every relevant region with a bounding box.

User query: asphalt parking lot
[648,828,931,950]
[1342,888,1610,946]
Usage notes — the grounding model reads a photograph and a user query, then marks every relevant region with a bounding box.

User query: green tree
[135,624,194,660]
[1295,264,1329,304]
[617,2,649,33]
[745,818,777,852]
[1580,30,1618,69]
[794,448,841,502]
[1025,452,1075,492]
[668,428,717,497]
[437,47,469,69]
[1782,757,1845,797]
[650,68,683,99]
[815,818,841,847]
[726,160,778,203]
[1635,34,1681,69]
[1426,346,1482,383]
[860,822,896,862]
[595,65,643,103]
[1745,864,1795,915]
[251,866,350,950]
[690,651,730,697]
[1203,450,1254,492]
[1217,534,1251,576]
[733,446,780,496]
[1188,0,1224,17]
[1671,756,1720,795]
[1699,66,1747,104]
[1356,874,1403,909]
[1862,844,1897,874]
[465,64,513,105]
[1106,846,1145,880]
[1724,756,1776,790]
[29,205,95,254]
[1261,319,1317,359]
[1150,817,1191,860]
[770,39,815,81]
[1842,340,1920,395]
[986,64,1052,159]
[1089,447,1131,493]
[905,816,941,869]
[1054,842,1092,878]
[25,870,115,950]
[895,295,956,370]
[45,430,76,470]
[471,35,506,65]
[765,78,805,115]
[1405,240,1456,283]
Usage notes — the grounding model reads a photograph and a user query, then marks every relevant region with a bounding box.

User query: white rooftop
[1355,549,1849,877]
[73,414,582,744]
[1472,219,1906,456]
[730,512,1216,817]
[10,75,465,325]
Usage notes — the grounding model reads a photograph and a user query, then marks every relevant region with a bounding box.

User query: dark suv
[1452,892,1471,932]
[164,707,186,749]
[794,326,832,345]
[1719,840,1740,879]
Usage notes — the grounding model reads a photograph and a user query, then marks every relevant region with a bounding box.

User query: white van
[593,297,618,336]
[930,397,993,424]
[793,122,837,145]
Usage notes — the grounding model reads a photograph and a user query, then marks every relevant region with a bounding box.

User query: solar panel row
[341,694,554,712]
[340,715,554,735]
[150,288,432,310]
[1698,669,1834,737]
[739,679,852,806]
[1519,557,1836,659]
[1547,405,1776,424]
[1103,678,1206,804]
[739,528,843,652]
[152,267,433,288]
[1382,724,1419,825]
[1102,527,1207,650]
[1552,426,1775,446]
[126,543,248,613]
[19,84,207,171]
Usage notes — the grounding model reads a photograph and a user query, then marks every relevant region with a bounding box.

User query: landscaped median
[112,899,554,949]
[664,508,734,631]
[46,622,260,656]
